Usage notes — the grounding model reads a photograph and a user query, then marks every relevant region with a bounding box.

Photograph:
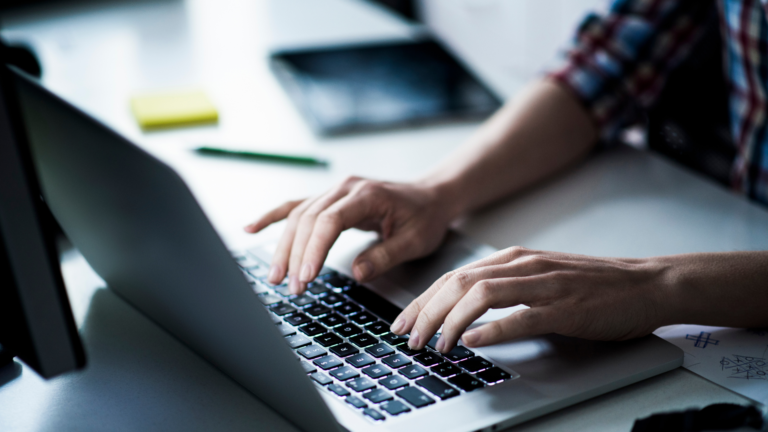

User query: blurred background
[0,0,606,246]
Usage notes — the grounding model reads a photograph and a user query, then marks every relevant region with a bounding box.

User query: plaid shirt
[550,0,768,205]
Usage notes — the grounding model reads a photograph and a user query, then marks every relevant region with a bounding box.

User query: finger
[390,246,537,335]
[292,190,381,291]
[461,306,555,347]
[244,199,305,233]
[351,229,427,282]
[439,274,553,352]
[287,187,354,293]
[267,199,314,285]
[406,264,510,351]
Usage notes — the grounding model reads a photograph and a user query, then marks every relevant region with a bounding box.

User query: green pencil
[195,146,329,166]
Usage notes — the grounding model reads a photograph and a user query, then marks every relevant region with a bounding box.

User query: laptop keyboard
[234,251,515,422]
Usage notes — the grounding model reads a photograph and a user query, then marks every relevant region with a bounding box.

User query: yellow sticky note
[130,90,219,129]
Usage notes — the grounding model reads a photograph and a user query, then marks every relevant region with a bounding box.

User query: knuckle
[452,271,473,288]
[343,175,362,187]
[472,280,495,303]
[517,309,540,331]
[504,246,529,259]
[317,210,342,228]
[438,270,457,287]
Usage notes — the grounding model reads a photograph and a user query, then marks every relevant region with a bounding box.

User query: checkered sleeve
[548,0,714,144]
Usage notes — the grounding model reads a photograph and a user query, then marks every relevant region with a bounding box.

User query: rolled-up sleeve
[548,0,714,144]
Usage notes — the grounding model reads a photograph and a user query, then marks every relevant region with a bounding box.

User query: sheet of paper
[656,325,768,404]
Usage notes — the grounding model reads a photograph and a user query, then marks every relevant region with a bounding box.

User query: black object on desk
[270,39,501,135]
[0,63,85,378]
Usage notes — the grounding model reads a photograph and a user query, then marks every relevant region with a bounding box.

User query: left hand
[389,246,671,353]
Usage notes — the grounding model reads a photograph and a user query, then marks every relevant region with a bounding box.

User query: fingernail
[299,263,313,282]
[462,330,480,347]
[408,328,420,349]
[354,260,373,281]
[289,275,300,295]
[390,317,405,334]
[435,335,446,353]
[268,265,281,284]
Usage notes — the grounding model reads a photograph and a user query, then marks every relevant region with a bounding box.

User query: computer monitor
[0,62,86,379]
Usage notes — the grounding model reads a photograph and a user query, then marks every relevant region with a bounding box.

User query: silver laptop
[10,66,683,432]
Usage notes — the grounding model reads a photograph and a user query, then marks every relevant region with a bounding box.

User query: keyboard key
[315,333,343,348]
[382,354,412,369]
[319,313,346,328]
[310,373,332,385]
[427,334,440,350]
[366,343,395,358]
[252,279,270,294]
[380,400,410,416]
[346,377,376,393]
[351,312,376,325]
[345,395,367,409]
[431,362,462,378]
[321,293,345,306]
[362,364,392,379]
[300,322,327,337]
[363,408,385,421]
[414,352,441,367]
[330,343,359,358]
[448,373,486,392]
[363,388,393,403]
[346,353,376,368]
[259,294,283,305]
[307,282,330,296]
[396,387,435,408]
[443,346,475,362]
[399,364,428,380]
[235,254,262,269]
[285,334,312,349]
[417,376,459,400]
[335,302,361,315]
[349,333,378,348]
[476,367,512,384]
[379,375,409,390]
[380,333,409,346]
[298,345,327,360]
[328,383,351,397]
[365,321,389,335]
[313,355,343,370]
[457,356,490,373]
[273,285,292,297]
[291,295,316,308]
[270,303,296,316]
[330,366,360,381]
[301,361,317,374]
[284,313,312,327]
[278,324,296,337]
[305,304,331,318]
[270,314,282,324]
[324,274,351,289]
[397,345,426,356]
[336,324,363,338]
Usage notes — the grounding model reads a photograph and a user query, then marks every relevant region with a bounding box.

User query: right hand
[244,176,455,295]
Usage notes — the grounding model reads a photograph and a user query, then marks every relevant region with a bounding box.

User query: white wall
[420,0,608,99]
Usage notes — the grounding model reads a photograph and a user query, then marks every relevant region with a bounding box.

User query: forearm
[419,78,597,218]
[655,252,768,328]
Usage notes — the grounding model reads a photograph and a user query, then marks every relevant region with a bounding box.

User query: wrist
[415,177,469,222]
[644,255,686,328]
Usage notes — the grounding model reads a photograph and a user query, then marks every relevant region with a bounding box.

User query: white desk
[1,0,765,430]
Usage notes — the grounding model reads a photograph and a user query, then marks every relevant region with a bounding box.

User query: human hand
[390,247,670,353]
[244,177,457,295]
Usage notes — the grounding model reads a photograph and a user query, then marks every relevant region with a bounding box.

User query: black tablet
[271,39,501,135]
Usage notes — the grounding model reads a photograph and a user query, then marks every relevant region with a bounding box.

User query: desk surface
[1,0,766,431]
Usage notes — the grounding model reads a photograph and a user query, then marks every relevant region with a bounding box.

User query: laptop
[8,65,683,432]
